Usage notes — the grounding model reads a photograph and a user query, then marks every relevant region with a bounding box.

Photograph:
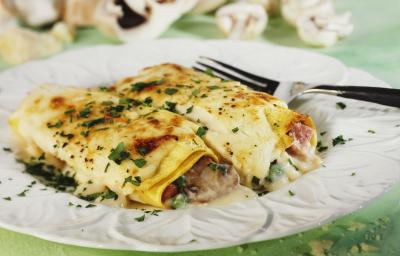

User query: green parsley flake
[368,129,376,134]
[131,80,164,92]
[133,159,146,168]
[186,105,194,114]
[102,189,118,201]
[208,85,220,90]
[232,127,239,133]
[288,158,299,171]
[164,101,177,112]
[332,135,346,146]
[320,131,327,136]
[191,88,200,97]
[85,204,97,208]
[17,189,29,197]
[204,68,214,77]
[47,120,63,128]
[3,197,11,201]
[79,106,92,118]
[104,163,110,173]
[288,190,295,196]
[64,108,76,115]
[108,142,130,165]
[316,141,328,153]
[143,97,153,106]
[3,147,12,152]
[172,194,188,209]
[135,214,145,222]
[336,102,347,109]
[196,126,208,137]
[351,172,356,176]
[82,117,106,128]
[165,88,178,95]
[124,176,141,186]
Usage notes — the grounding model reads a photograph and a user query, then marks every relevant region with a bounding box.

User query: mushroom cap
[281,0,335,27]
[94,0,198,41]
[297,12,353,47]
[190,0,227,14]
[216,2,267,40]
[2,0,63,27]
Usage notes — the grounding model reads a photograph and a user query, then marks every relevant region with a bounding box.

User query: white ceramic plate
[0,39,399,252]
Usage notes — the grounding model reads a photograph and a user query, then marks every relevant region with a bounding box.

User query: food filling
[162,157,239,209]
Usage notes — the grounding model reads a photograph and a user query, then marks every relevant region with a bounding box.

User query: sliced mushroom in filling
[162,157,239,209]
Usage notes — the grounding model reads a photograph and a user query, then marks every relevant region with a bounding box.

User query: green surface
[1,0,400,255]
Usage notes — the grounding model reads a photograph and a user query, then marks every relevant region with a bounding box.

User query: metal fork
[194,56,400,108]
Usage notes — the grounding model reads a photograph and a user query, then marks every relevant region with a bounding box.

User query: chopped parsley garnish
[135,214,145,222]
[79,192,103,202]
[368,129,376,134]
[108,142,130,165]
[80,130,90,137]
[59,131,74,140]
[3,197,11,201]
[336,102,346,109]
[208,162,227,174]
[137,146,148,156]
[102,189,118,200]
[79,106,92,118]
[288,158,299,171]
[17,189,29,197]
[131,80,164,91]
[133,158,146,168]
[208,85,220,90]
[85,204,97,208]
[164,101,177,112]
[165,88,178,95]
[124,176,141,186]
[82,117,106,128]
[316,141,328,153]
[173,176,186,191]
[232,127,239,133]
[351,172,356,176]
[99,87,110,92]
[143,97,153,106]
[204,68,214,76]
[288,190,295,196]
[64,108,76,115]
[191,88,200,97]
[186,105,194,114]
[3,147,12,152]
[332,135,346,146]
[106,105,125,117]
[320,131,327,136]
[47,120,63,128]
[104,163,110,173]
[266,164,283,182]
[200,94,208,98]
[196,126,208,137]
[171,194,188,209]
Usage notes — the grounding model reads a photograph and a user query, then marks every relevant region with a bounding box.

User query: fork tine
[200,56,280,88]
[195,61,275,94]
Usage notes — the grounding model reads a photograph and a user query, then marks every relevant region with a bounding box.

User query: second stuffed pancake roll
[9,85,239,208]
[112,64,322,192]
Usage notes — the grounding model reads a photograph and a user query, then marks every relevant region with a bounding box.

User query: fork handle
[312,85,400,108]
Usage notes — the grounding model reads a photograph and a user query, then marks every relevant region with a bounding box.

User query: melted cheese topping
[9,84,216,208]
[112,64,321,189]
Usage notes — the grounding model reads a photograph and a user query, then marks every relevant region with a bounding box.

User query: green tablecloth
[1,0,399,255]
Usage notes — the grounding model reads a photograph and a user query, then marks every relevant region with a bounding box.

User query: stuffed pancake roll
[8,85,239,208]
[111,64,322,192]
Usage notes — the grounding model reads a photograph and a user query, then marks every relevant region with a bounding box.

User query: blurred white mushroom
[246,0,280,16]
[190,0,227,14]
[216,2,267,40]
[2,0,63,27]
[281,0,334,27]
[0,20,74,65]
[0,1,17,34]
[94,0,198,42]
[63,0,102,27]
[297,12,353,47]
